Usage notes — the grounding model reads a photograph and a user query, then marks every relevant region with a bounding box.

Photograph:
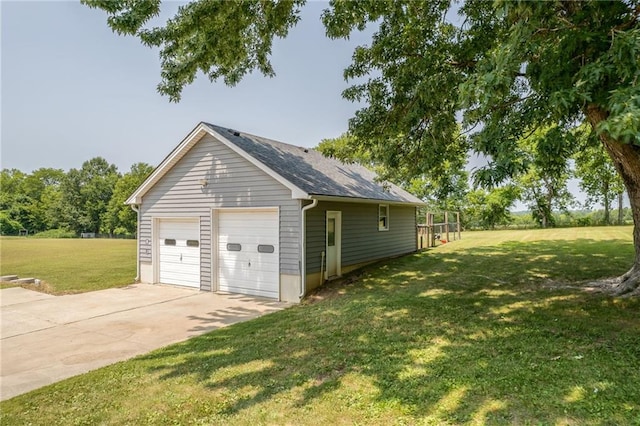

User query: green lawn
[0,237,136,294]
[2,227,640,424]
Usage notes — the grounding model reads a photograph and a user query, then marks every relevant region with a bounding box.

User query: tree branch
[613,5,640,31]
[447,59,477,70]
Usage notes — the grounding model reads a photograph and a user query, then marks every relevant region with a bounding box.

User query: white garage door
[218,209,279,299]
[158,219,200,288]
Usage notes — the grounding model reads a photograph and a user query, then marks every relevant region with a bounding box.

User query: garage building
[126,122,424,303]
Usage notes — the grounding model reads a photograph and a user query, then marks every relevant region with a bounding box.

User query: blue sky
[2,1,370,173]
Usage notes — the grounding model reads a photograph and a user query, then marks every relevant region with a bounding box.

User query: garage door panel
[159,224,199,240]
[160,252,200,262]
[219,283,278,298]
[218,255,279,271]
[228,274,277,284]
[160,271,199,282]
[218,233,278,243]
[219,266,279,277]
[217,210,279,299]
[217,252,278,266]
[217,285,277,298]
[160,250,199,258]
[158,219,200,288]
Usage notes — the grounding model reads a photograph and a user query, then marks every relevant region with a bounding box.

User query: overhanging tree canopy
[84,0,640,294]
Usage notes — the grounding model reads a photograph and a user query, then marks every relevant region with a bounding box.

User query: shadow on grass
[138,238,640,424]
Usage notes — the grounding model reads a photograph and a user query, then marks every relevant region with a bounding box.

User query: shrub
[0,211,23,235]
[113,226,133,236]
[32,228,77,239]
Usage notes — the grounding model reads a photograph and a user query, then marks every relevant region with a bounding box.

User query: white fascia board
[310,194,426,207]
[125,124,210,205]
[203,125,309,200]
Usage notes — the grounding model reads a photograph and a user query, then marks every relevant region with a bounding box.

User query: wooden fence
[417,211,461,249]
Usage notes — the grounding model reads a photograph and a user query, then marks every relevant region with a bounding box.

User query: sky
[1,1,371,173]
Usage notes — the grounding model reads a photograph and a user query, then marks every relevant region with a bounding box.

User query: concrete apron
[0,284,288,401]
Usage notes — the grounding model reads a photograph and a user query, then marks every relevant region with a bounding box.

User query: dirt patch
[17,280,56,295]
[303,271,366,305]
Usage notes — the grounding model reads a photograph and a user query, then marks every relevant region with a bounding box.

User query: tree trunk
[603,183,610,225]
[618,192,624,225]
[586,104,640,295]
[546,191,553,228]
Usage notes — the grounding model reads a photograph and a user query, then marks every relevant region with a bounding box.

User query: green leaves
[574,123,625,217]
[86,0,306,101]
[600,86,640,145]
[103,162,153,235]
[82,0,161,35]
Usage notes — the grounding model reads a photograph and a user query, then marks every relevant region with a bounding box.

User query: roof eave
[307,194,425,206]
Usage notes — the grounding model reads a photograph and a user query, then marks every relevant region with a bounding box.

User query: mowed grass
[0,237,136,294]
[2,227,640,424]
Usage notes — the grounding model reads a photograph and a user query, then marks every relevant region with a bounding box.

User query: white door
[158,219,200,288]
[326,211,341,279]
[217,209,279,299]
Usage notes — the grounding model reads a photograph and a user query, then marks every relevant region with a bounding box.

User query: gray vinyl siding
[139,134,301,290]
[305,201,417,273]
[139,216,152,262]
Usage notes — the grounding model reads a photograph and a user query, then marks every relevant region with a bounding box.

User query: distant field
[0,238,136,294]
[444,225,634,250]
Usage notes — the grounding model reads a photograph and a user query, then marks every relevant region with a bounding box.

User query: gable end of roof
[127,121,424,206]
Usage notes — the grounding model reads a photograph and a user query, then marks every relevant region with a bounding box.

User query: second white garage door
[217,209,279,299]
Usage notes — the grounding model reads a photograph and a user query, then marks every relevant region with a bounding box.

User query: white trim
[153,218,158,283]
[210,208,217,292]
[130,204,140,281]
[378,204,390,232]
[326,210,342,279]
[126,122,309,205]
[300,199,318,298]
[213,206,280,213]
[310,194,424,207]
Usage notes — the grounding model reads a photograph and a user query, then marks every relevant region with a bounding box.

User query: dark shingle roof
[203,122,423,204]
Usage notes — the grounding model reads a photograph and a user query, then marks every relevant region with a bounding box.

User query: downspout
[300,198,318,299]
[130,204,140,282]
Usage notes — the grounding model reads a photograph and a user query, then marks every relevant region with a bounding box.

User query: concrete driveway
[0,284,288,401]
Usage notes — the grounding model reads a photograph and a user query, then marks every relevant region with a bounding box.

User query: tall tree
[574,125,626,224]
[59,157,120,234]
[103,162,153,235]
[22,168,66,232]
[0,169,27,234]
[464,186,519,230]
[514,126,575,228]
[85,0,640,294]
[0,168,64,233]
